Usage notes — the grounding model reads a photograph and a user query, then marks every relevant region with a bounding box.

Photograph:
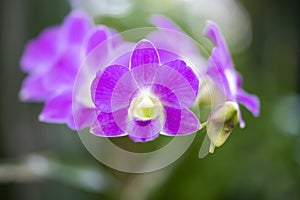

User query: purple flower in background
[91,40,201,142]
[20,11,119,129]
[205,21,260,127]
[20,11,92,101]
[147,15,206,73]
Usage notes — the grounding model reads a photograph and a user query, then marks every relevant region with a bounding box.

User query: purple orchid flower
[20,11,92,101]
[90,40,201,142]
[205,21,260,127]
[20,11,122,129]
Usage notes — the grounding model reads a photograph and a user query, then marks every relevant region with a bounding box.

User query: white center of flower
[129,91,163,121]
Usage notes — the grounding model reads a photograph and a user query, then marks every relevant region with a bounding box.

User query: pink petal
[130,39,159,69]
[90,108,128,137]
[43,49,80,92]
[61,11,92,45]
[85,26,111,55]
[150,15,182,32]
[20,26,60,72]
[92,65,135,112]
[162,106,201,135]
[73,106,97,130]
[127,119,161,142]
[20,75,49,101]
[237,89,260,117]
[39,89,72,125]
[153,60,198,108]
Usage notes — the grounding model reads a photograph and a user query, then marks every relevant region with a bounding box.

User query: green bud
[206,101,239,153]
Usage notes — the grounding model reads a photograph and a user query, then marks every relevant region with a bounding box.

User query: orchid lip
[128,89,163,121]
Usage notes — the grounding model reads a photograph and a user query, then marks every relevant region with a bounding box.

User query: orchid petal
[127,119,161,142]
[19,75,49,101]
[91,65,130,112]
[164,59,199,96]
[110,70,139,111]
[85,26,110,55]
[73,106,96,130]
[130,39,159,69]
[162,106,200,135]
[238,105,246,128]
[61,11,92,45]
[237,90,260,117]
[44,49,80,91]
[20,26,60,72]
[39,89,72,126]
[130,63,159,87]
[205,21,231,63]
[90,108,128,137]
[150,15,182,32]
[153,60,198,108]
[151,84,180,108]
[206,49,235,101]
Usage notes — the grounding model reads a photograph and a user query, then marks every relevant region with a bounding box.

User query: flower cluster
[20,11,260,153]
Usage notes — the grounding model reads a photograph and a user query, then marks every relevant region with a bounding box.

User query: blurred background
[0,0,299,199]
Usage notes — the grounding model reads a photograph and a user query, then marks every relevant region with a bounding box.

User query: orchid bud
[206,101,239,153]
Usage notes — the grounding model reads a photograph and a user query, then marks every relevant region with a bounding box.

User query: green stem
[200,121,207,130]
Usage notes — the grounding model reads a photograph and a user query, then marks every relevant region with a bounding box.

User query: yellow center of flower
[129,91,163,121]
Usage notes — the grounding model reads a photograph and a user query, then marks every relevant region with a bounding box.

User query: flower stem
[200,121,207,130]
